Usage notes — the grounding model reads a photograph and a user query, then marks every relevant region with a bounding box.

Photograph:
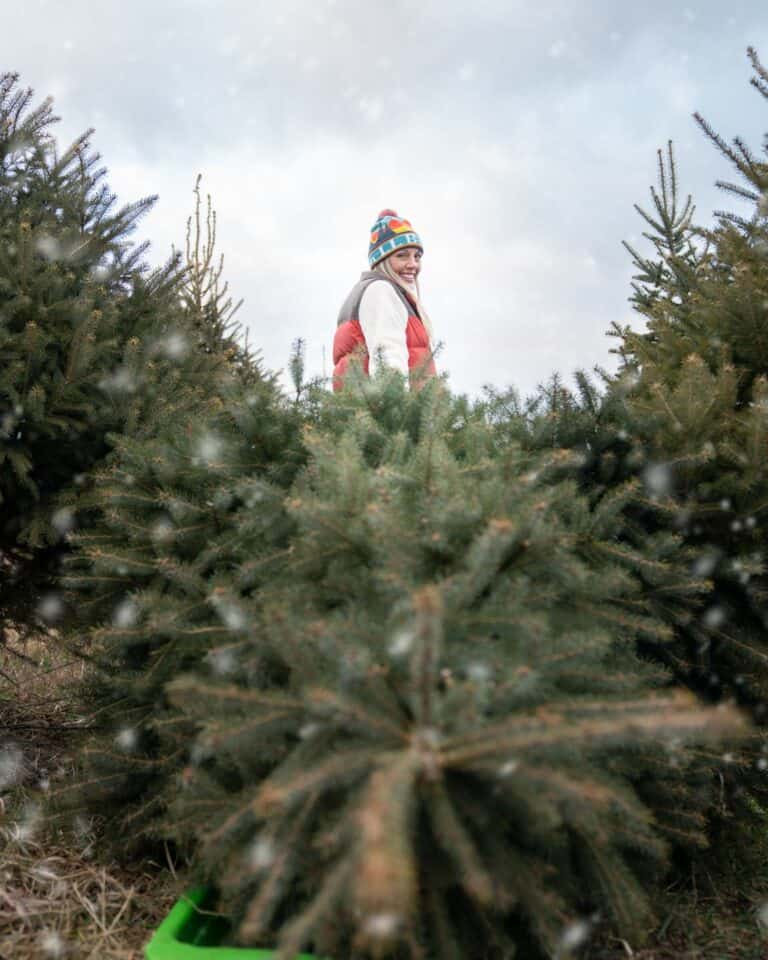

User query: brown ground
[1,629,767,959]
[588,885,768,960]
[0,628,179,959]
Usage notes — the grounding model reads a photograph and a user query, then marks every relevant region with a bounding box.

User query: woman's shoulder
[359,277,408,311]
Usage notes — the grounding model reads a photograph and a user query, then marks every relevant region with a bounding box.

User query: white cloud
[3,0,767,400]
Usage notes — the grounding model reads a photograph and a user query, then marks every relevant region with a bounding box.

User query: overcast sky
[4,1,768,400]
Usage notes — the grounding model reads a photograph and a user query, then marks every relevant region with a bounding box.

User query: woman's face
[387,247,422,285]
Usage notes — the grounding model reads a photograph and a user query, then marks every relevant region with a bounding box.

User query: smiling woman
[332,209,437,392]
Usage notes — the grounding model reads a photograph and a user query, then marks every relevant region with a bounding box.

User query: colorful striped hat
[368,209,423,266]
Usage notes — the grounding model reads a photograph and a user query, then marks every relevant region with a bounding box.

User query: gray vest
[336,271,420,327]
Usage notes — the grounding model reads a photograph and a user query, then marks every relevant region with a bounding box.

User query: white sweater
[358,280,410,376]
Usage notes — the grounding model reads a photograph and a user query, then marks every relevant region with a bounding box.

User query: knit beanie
[368,209,423,267]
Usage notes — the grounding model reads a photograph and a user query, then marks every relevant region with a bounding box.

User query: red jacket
[332,272,436,393]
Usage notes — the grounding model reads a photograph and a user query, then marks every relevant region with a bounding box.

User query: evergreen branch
[79,746,168,770]
[198,788,264,853]
[573,600,674,640]
[201,711,301,750]
[167,677,303,718]
[410,585,443,728]
[273,858,352,960]
[120,789,168,829]
[352,751,420,953]
[701,627,768,666]
[441,697,744,768]
[256,749,375,815]
[748,46,768,93]
[654,821,709,845]
[424,780,494,905]
[574,830,651,937]
[424,885,464,960]
[522,765,654,830]
[530,638,615,668]
[714,181,760,203]
[305,687,408,743]
[239,794,319,942]
[590,539,671,572]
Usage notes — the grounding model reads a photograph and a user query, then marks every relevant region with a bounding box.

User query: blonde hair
[373,254,434,344]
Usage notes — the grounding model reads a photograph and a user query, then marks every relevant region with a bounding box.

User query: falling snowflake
[151,517,174,544]
[99,367,137,394]
[207,647,237,676]
[0,746,24,790]
[39,931,66,958]
[37,593,65,623]
[112,598,140,629]
[548,40,567,59]
[248,836,277,871]
[642,462,673,498]
[691,550,719,578]
[51,508,75,536]
[299,722,321,740]
[466,661,492,683]
[703,606,727,630]
[388,627,416,657]
[115,728,138,752]
[358,97,383,123]
[363,913,401,939]
[159,332,189,360]
[35,234,63,260]
[195,432,224,465]
[556,919,591,956]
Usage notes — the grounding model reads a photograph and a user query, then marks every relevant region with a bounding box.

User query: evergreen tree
[0,73,153,622]
[177,173,256,381]
[479,367,710,678]
[492,49,768,877]
[57,374,305,844]
[55,175,309,845]
[621,140,708,319]
[164,373,743,959]
[611,48,768,719]
[0,72,305,839]
[0,76,237,632]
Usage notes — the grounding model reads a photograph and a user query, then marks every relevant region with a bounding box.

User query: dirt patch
[0,832,179,960]
[1,625,86,797]
[1,629,180,959]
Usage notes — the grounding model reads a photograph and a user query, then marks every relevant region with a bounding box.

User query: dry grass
[590,884,768,960]
[1,627,180,959]
[1,625,84,731]
[0,832,178,959]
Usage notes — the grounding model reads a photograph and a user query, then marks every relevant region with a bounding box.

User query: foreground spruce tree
[164,371,742,959]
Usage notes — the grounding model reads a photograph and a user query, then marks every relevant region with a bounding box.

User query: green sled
[145,887,319,960]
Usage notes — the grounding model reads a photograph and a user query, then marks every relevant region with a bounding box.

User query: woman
[332,210,437,393]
